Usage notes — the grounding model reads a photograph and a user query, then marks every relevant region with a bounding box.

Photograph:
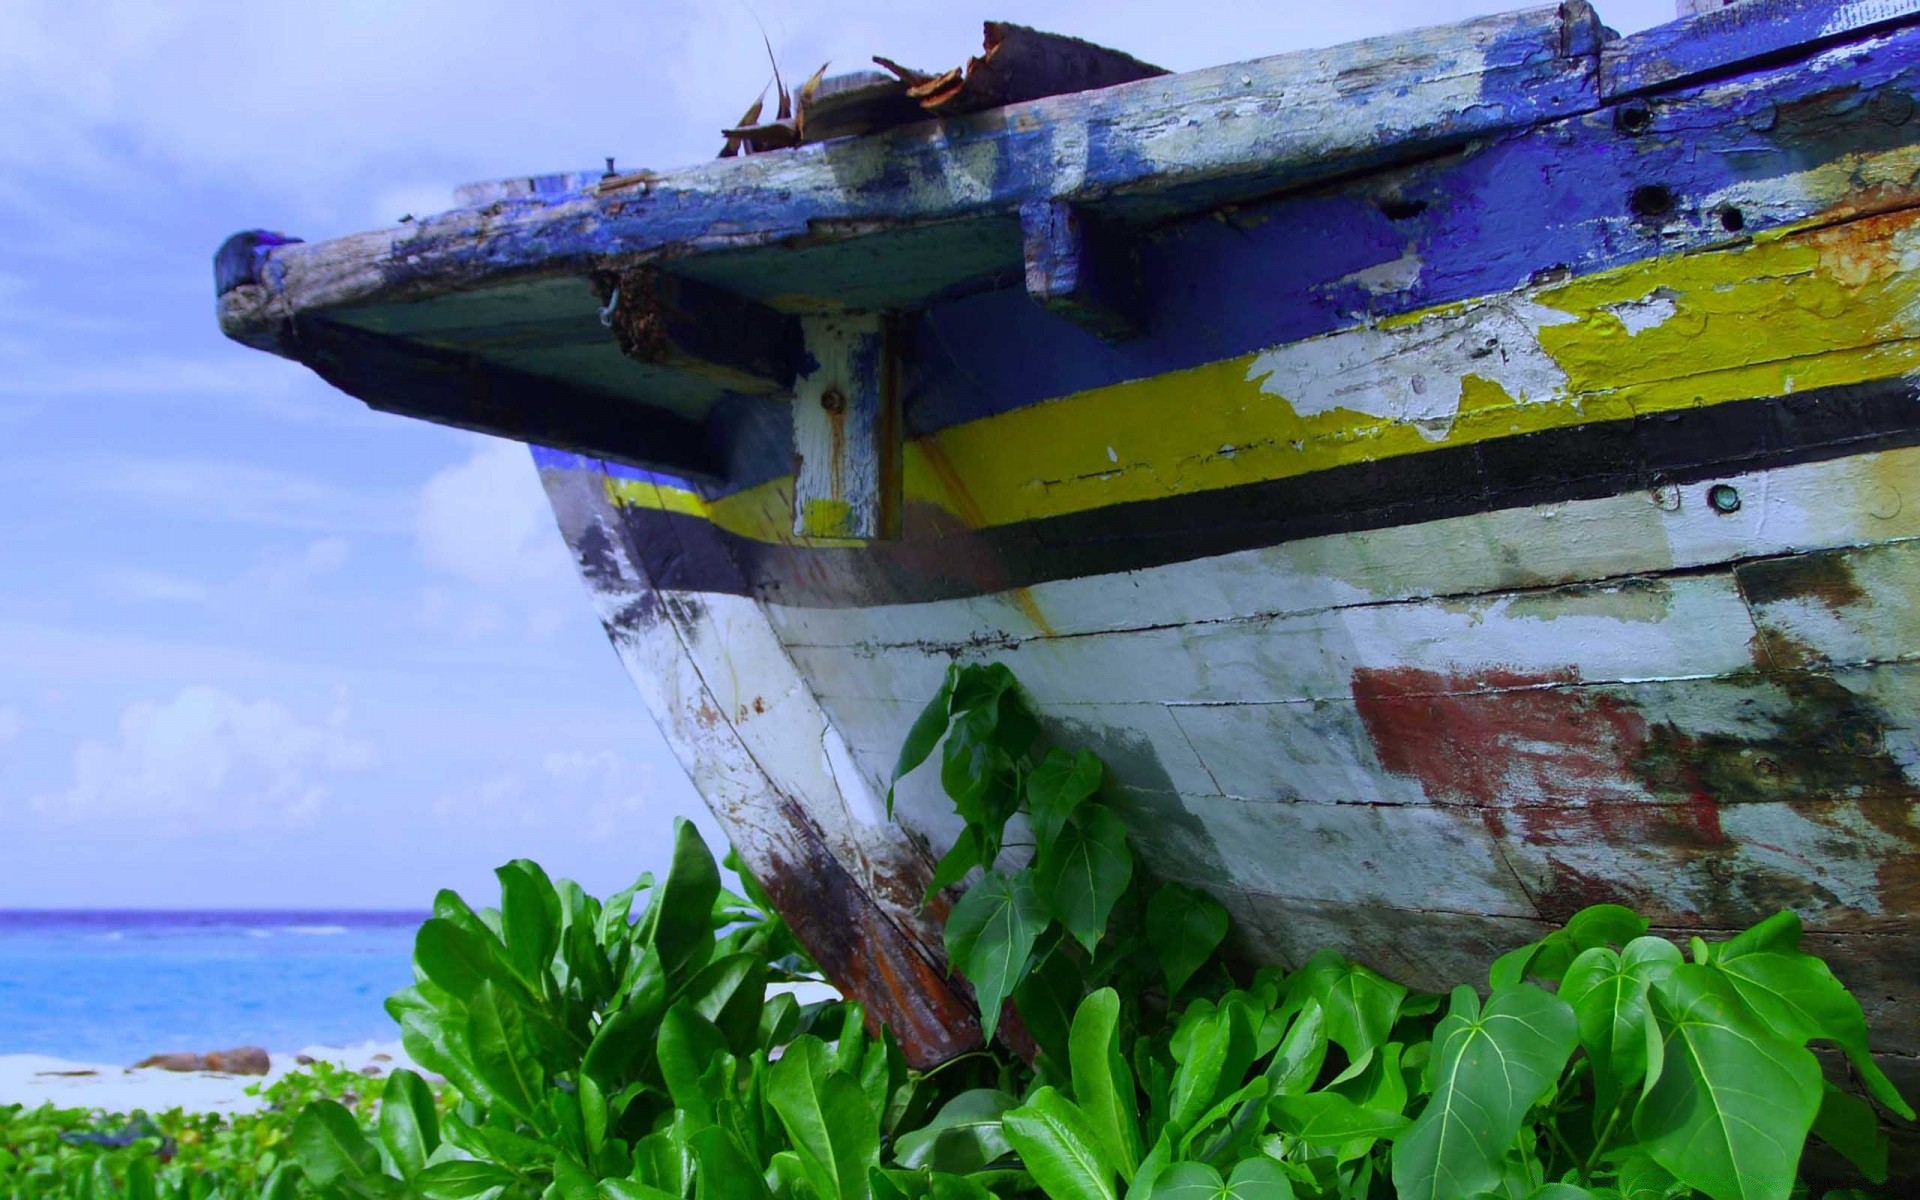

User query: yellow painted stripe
[607,204,1920,544]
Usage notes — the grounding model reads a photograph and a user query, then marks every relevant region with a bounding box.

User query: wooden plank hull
[208,0,1920,1155]
[529,25,1920,1097]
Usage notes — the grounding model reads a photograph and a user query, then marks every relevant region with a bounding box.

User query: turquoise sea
[0,911,423,1065]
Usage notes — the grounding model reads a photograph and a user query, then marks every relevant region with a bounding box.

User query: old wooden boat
[217,0,1920,1109]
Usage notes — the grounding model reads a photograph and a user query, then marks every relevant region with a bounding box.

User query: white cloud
[434,748,662,839]
[0,0,1678,227]
[101,568,212,603]
[415,436,581,638]
[23,454,408,534]
[32,685,376,829]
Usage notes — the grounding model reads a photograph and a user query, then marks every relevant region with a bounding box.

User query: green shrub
[4,661,1907,1200]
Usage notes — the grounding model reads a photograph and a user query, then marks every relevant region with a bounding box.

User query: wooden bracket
[792,313,902,540]
[1019,200,1144,341]
[600,267,802,396]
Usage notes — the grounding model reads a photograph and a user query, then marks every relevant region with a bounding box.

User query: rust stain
[1351,663,1920,927]
[757,803,981,1068]
[1351,666,1650,808]
[1737,551,1867,671]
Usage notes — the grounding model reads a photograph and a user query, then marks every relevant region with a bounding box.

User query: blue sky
[0,0,1672,909]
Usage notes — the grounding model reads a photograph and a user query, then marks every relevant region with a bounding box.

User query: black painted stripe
[603,377,1920,609]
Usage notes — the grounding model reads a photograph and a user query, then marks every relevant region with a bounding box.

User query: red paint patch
[1351,666,1651,807]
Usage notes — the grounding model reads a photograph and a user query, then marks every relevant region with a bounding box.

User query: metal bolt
[1708,483,1741,514]
[820,388,846,415]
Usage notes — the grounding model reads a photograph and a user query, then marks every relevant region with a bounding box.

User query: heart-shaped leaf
[1026,748,1103,850]
[1634,964,1822,1200]
[1709,913,1913,1120]
[1147,883,1229,996]
[892,1089,1017,1174]
[943,868,1047,1043]
[1036,805,1133,953]
[1560,936,1681,1118]
[1391,984,1577,1200]
[1290,952,1405,1064]
[1138,1157,1294,1199]
[890,665,957,813]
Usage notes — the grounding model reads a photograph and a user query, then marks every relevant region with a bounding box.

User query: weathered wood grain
[538,459,980,1065]
[1608,0,1920,98]
[791,314,902,540]
[217,4,1596,346]
[763,446,1920,648]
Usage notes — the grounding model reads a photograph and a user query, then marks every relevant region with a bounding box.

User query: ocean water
[0,911,424,1065]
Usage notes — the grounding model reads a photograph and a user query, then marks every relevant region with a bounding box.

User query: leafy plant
[7,663,1910,1200]
[891,664,1228,1048]
[0,1063,384,1200]
[893,662,1912,1200]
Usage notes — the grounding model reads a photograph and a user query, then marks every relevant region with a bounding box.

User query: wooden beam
[298,318,724,480]
[1608,0,1920,99]
[217,3,1599,345]
[598,267,802,397]
[792,313,902,540]
[1020,199,1144,340]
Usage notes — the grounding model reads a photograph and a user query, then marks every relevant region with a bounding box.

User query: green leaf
[892,1089,1018,1173]
[941,711,1020,832]
[1146,883,1229,996]
[1565,904,1649,952]
[600,1181,681,1200]
[1811,1082,1887,1184]
[553,1156,601,1200]
[1610,1154,1677,1200]
[1000,1087,1117,1200]
[1391,984,1578,1200]
[1263,1000,1328,1097]
[377,1068,440,1180]
[928,1174,999,1200]
[1526,1187,1596,1200]
[464,981,546,1126]
[1026,749,1103,850]
[1036,805,1133,953]
[1634,964,1823,1200]
[658,1002,728,1128]
[1014,937,1084,1066]
[1709,914,1914,1120]
[1069,988,1141,1179]
[691,1126,774,1200]
[650,818,721,989]
[259,1164,301,1200]
[414,918,518,1005]
[1269,1092,1409,1145]
[924,828,984,901]
[943,868,1048,1043]
[124,1157,155,1200]
[682,952,768,1056]
[890,666,957,814]
[767,1035,881,1200]
[291,1100,379,1186]
[1168,1004,1249,1135]
[1291,952,1406,1064]
[1138,1158,1294,1200]
[1559,936,1681,1118]
[497,859,563,988]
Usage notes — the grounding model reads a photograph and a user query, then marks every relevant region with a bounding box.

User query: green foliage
[7,661,1912,1200]
[0,1063,398,1200]
[894,661,1911,1200]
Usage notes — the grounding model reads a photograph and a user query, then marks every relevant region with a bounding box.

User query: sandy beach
[0,1041,415,1114]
